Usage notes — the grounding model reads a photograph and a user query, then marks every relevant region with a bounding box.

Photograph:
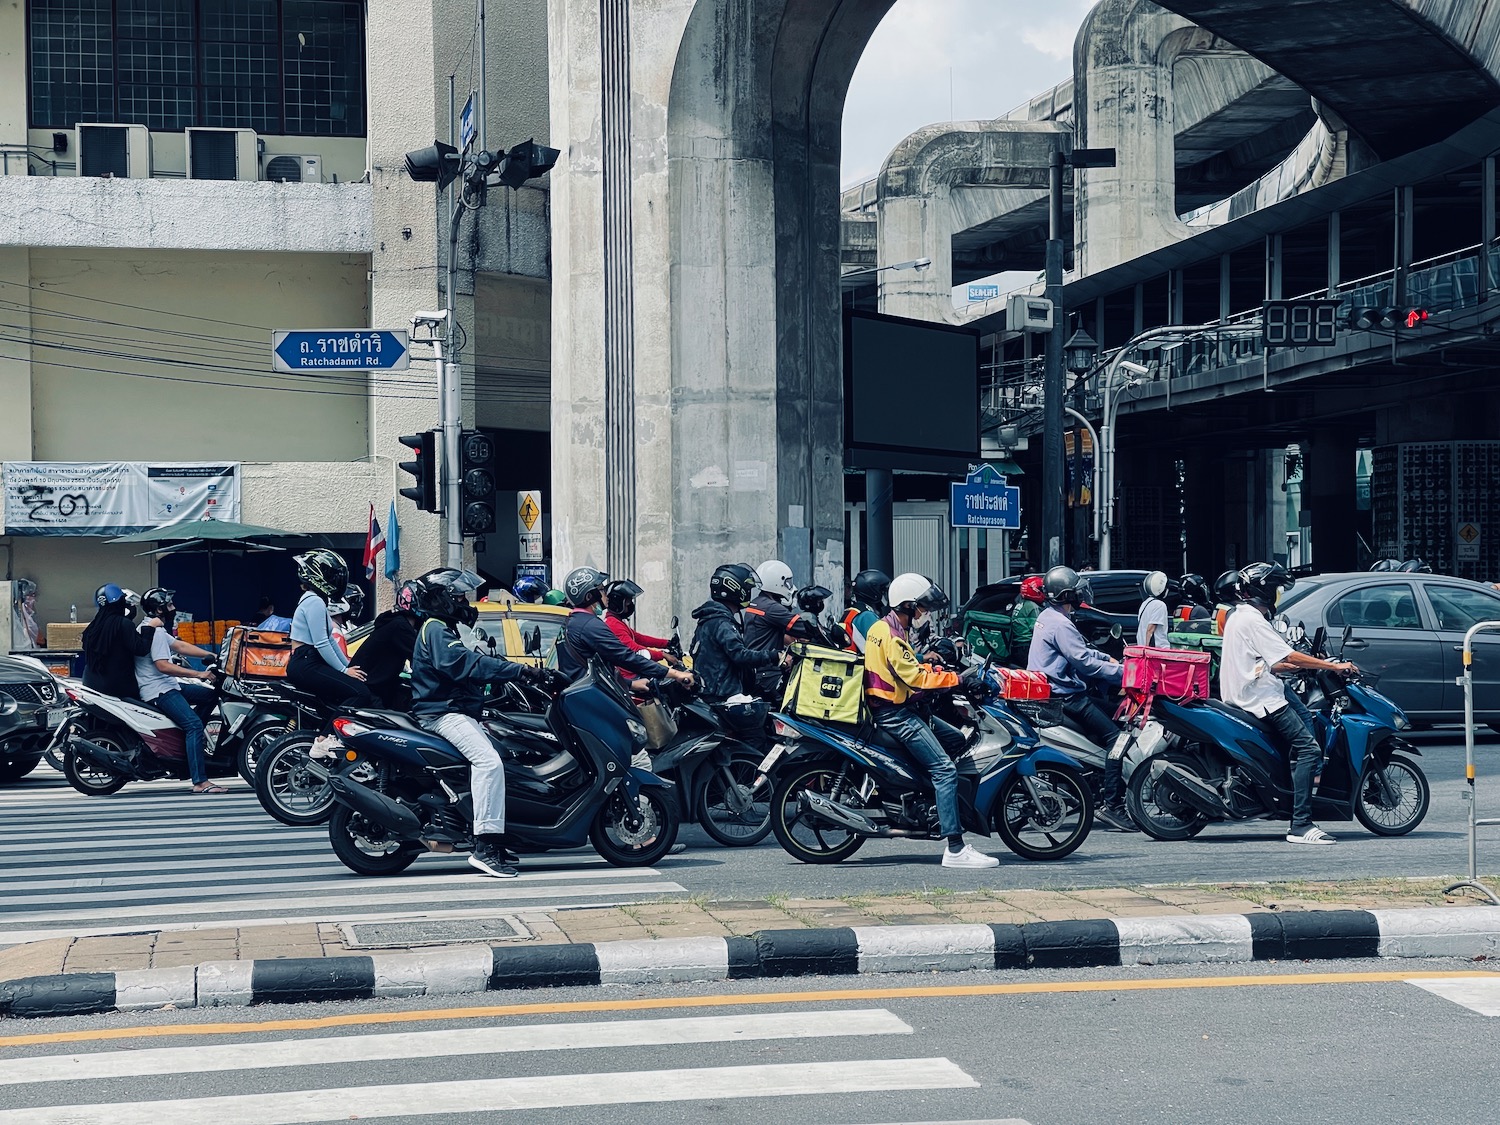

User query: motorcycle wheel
[62,732,130,796]
[237,718,294,785]
[695,750,773,847]
[993,765,1093,861]
[254,731,334,826]
[1354,755,1430,836]
[327,804,421,876]
[1126,752,1210,841]
[44,735,66,774]
[769,763,867,865]
[589,785,679,867]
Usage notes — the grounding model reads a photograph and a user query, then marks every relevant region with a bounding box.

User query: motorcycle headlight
[1393,712,1411,731]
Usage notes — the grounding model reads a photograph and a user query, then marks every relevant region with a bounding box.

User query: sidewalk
[2,876,1495,984]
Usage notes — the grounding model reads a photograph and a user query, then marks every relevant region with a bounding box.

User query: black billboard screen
[844,309,980,471]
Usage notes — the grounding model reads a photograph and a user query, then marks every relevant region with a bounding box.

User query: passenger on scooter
[744,561,823,653]
[841,569,890,655]
[1027,566,1134,832]
[82,584,157,701]
[1219,562,1356,846]
[867,572,999,869]
[287,550,377,708]
[793,585,848,648]
[410,567,553,878]
[603,580,679,666]
[690,564,785,704]
[1136,571,1177,649]
[349,580,422,710]
[132,588,222,794]
[556,567,694,691]
[1009,575,1045,665]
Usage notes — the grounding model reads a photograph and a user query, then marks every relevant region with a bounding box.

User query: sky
[841,0,1095,188]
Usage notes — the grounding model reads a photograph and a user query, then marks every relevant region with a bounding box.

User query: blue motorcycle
[322,658,679,874]
[1126,626,1430,840]
[763,667,1093,864]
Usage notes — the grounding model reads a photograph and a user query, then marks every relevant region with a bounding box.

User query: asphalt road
[2,959,1497,1123]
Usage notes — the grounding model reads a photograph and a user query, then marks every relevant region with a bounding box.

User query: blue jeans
[1265,703,1322,833]
[152,688,207,785]
[874,704,964,838]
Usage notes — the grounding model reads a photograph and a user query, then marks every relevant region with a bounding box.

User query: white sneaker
[1286,825,1337,845]
[941,843,1000,869]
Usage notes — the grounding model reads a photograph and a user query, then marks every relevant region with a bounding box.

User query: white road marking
[1409,976,1500,1016]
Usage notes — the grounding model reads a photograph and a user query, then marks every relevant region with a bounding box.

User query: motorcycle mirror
[1311,625,1327,655]
[1109,624,1123,640]
[526,627,542,655]
[671,615,680,631]
[1291,623,1306,644]
[1271,613,1290,636]
[1340,623,1353,656]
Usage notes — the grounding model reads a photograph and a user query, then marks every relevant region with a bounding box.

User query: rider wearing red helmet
[1009,574,1046,665]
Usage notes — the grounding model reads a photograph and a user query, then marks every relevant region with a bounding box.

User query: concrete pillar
[0,0,25,174]
[0,248,33,461]
[1306,429,1359,572]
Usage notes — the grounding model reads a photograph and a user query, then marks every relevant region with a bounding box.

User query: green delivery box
[782,644,865,725]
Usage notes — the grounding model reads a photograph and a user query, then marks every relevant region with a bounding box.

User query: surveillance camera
[1119,360,1151,377]
[411,310,449,327]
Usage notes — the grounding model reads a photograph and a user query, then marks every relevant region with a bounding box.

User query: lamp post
[1064,328,1098,564]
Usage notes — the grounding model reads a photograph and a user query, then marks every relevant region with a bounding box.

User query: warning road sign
[519,492,540,532]
[1457,521,1481,561]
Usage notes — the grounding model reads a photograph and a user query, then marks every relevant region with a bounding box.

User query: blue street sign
[950,463,1021,529]
[460,94,477,153]
[272,330,410,373]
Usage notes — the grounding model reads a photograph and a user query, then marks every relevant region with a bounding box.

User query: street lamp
[1064,328,1098,376]
[843,257,933,279]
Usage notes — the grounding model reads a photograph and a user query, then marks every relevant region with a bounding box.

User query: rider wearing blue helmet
[512,575,547,603]
[81,583,158,700]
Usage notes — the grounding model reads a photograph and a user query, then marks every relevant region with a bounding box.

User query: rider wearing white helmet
[743,560,822,693]
[1136,570,1176,650]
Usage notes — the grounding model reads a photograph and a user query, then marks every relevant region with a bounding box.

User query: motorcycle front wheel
[255,731,334,826]
[1126,752,1210,841]
[696,750,773,847]
[237,718,295,784]
[327,804,421,876]
[993,765,1093,861]
[769,763,867,864]
[1354,755,1430,836]
[590,785,679,867]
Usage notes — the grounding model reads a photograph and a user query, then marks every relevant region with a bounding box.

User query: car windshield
[1276,578,1331,613]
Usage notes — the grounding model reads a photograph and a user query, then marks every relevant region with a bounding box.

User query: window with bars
[29,0,365,137]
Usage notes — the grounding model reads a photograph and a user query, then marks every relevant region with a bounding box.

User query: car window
[1423,584,1500,632]
[1328,584,1423,630]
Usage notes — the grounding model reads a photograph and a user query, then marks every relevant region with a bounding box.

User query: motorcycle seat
[1203,699,1283,746]
[869,726,907,753]
[491,711,551,733]
[352,708,427,734]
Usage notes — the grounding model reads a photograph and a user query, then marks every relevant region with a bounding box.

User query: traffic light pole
[440,193,467,570]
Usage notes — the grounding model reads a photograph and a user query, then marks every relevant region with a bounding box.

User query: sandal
[192,784,230,794]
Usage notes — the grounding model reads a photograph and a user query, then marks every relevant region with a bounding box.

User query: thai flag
[363,503,385,580]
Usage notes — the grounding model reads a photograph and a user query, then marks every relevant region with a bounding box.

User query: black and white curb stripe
[4,907,1499,1019]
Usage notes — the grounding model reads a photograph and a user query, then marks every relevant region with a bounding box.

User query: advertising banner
[2,462,241,536]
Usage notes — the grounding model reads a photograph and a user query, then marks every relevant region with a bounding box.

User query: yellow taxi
[467,597,570,666]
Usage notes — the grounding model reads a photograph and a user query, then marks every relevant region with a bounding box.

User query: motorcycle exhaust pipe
[70,736,136,775]
[327,774,422,836]
[1157,763,1232,818]
[800,791,879,835]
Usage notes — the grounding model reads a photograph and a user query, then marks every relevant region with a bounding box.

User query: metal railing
[1445,621,1500,906]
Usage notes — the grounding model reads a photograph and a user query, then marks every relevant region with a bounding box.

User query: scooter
[1126,625,1429,840]
[321,657,679,874]
[763,667,1093,864]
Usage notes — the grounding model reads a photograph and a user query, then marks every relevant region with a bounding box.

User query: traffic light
[495,139,560,189]
[1345,306,1429,331]
[398,431,439,513]
[404,142,461,190]
[459,430,497,537]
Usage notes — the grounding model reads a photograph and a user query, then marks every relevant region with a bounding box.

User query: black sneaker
[1096,804,1139,832]
[468,843,519,879]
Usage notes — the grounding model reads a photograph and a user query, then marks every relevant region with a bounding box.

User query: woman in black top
[350,582,422,709]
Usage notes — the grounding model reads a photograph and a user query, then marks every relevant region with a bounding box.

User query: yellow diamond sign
[519,493,540,532]
[1459,523,1479,544]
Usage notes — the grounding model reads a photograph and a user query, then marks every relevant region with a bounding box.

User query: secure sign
[950,463,1021,529]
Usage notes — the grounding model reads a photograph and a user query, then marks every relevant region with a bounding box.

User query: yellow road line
[1,969,1491,1049]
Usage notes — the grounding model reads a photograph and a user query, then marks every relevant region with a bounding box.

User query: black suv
[957,569,1149,659]
[0,656,68,783]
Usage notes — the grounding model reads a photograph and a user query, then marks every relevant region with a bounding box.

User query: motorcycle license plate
[43,709,66,729]
[757,744,787,773]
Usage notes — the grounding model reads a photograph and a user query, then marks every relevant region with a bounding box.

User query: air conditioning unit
[1006,294,1055,334]
[77,124,150,179]
[263,154,322,184]
[185,128,258,181]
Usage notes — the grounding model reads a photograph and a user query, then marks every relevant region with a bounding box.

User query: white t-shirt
[133,627,179,702]
[1219,603,1293,717]
[1136,598,1172,649]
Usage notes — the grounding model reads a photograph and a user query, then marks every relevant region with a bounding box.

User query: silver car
[1278,573,1500,729]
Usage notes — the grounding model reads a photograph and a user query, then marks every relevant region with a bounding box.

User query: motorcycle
[321,657,679,874]
[763,667,1093,864]
[251,681,347,825]
[1126,624,1430,840]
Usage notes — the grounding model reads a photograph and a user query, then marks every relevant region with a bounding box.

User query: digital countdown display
[1262,299,1341,347]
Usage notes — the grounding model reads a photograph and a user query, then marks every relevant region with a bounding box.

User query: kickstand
[1444,879,1500,907]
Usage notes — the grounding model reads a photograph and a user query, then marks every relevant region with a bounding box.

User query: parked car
[346,599,571,667]
[0,655,69,783]
[957,570,1148,660]
[1277,572,1500,729]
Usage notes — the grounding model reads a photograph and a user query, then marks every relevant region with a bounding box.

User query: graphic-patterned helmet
[295,549,349,600]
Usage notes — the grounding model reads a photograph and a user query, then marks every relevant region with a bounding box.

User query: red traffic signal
[1405,307,1429,328]
[398,431,439,513]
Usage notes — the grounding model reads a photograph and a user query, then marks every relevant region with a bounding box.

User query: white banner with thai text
[2,462,241,536]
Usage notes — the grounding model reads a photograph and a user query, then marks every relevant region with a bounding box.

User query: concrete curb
[4,907,1499,1019]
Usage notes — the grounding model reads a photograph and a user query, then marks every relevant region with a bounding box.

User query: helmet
[14,579,36,600]
[562,566,609,609]
[605,579,644,618]
[1399,558,1432,573]
[141,587,175,618]
[1212,569,1242,604]
[1019,574,1046,604]
[512,576,547,603]
[888,573,949,615]
[94,583,126,609]
[851,569,891,611]
[328,596,350,617]
[411,568,483,627]
[1369,558,1402,572]
[1179,573,1211,608]
[120,588,141,621]
[295,549,348,600]
[394,580,420,615]
[710,563,760,609]
[756,561,796,604]
[542,589,568,606]
[795,584,833,616]
[1043,566,1090,607]
[341,584,365,621]
[1237,561,1294,610]
[1141,571,1169,599]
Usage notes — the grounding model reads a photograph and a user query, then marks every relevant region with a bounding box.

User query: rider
[410,568,552,879]
[1219,562,1357,846]
[1136,571,1176,649]
[554,567,694,691]
[350,580,422,710]
[866,572,999,869]
[1027,566,1133,832]
[82,584,157,701]
[793,585,848,648]
[690,564,784,704]
[132,588,222,794]
[602,580,679,666]
[744,561,822,651]
[1009,574,1045,665]
[286,549,376,708]
[327,584,363,659]
[841,569,890,655]
[512,575,548,604]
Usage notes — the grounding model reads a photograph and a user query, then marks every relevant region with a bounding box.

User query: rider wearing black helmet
[286,549,376,708]
[840,569,890,655]
[1219,562,1356,846]
[130,587,222,792]
[409,568,549,879]
[602,579,677,668]
[1027,565,1132,831]
[690,563,784,702]
[82,584,157,701]
[794,585,848,648]
[555,566,692,689]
